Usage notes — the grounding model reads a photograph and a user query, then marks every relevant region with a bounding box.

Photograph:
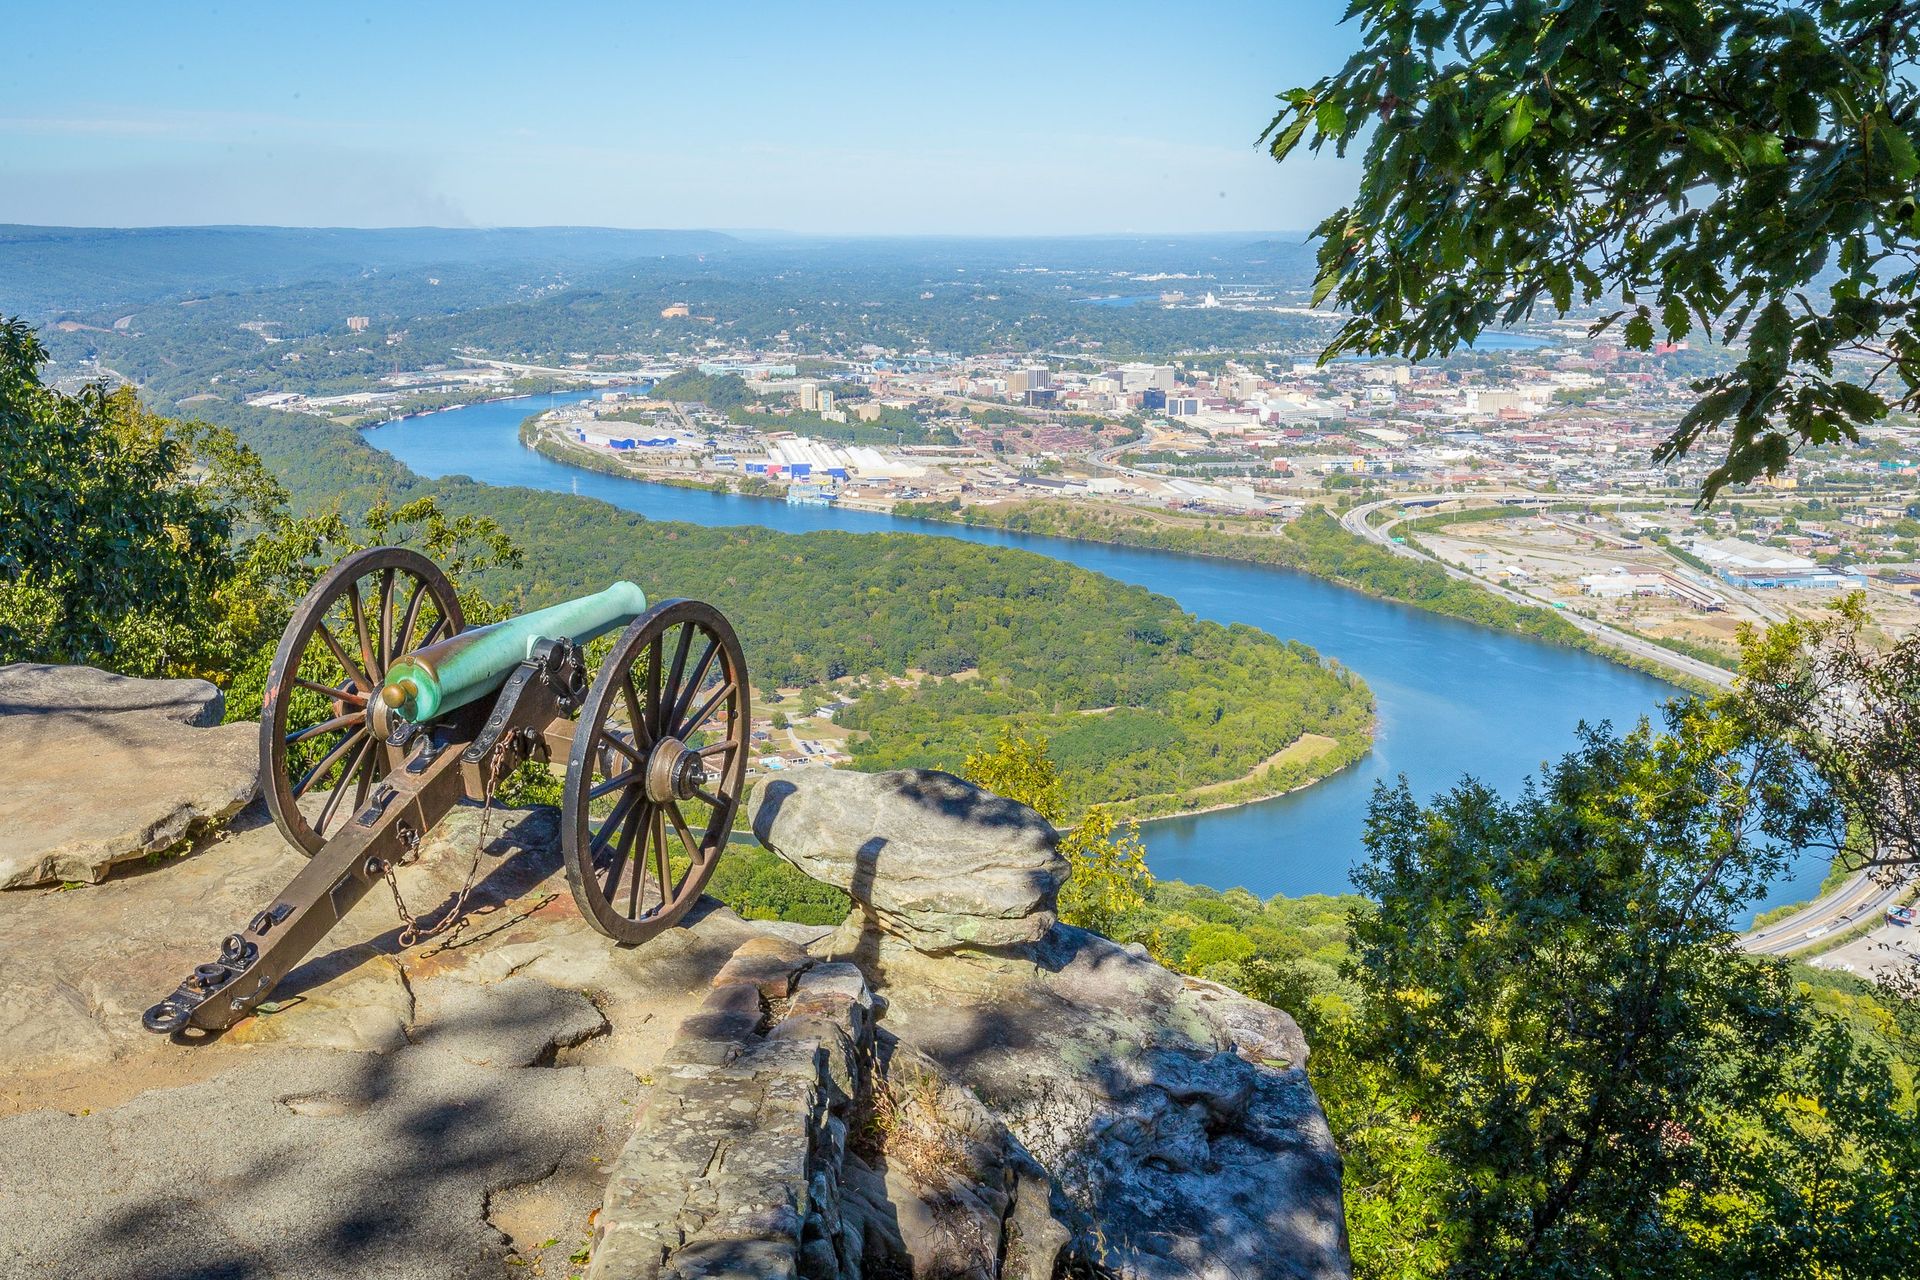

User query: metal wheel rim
[259,547,464,855]
[563,599,750,944]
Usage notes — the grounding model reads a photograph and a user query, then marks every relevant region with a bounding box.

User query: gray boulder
[0,662,226,726]
[750,768,1068,952]
[0,665,257,888]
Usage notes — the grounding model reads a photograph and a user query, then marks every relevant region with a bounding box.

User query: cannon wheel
[260,547,465,856]
[564,599,750,944]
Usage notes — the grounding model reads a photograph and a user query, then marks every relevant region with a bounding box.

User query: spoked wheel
[260,547,464,855]
[564,599,750,944]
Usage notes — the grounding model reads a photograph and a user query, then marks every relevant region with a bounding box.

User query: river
[367,393,1821,920]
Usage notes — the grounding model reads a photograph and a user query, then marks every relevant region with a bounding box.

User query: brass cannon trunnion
[144,547,751,1036]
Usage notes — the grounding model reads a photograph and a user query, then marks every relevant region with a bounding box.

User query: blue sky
[1,1,1363,234]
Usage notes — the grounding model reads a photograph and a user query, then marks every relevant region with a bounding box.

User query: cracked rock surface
[843,925,1351,1280]
[0,796,771,1279]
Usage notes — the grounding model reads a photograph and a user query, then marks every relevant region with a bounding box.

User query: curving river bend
[368,392,1820,920]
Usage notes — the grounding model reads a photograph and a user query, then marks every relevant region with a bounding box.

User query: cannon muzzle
[379,580,647,723]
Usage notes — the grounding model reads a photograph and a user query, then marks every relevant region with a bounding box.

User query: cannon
[143,547,750,1035]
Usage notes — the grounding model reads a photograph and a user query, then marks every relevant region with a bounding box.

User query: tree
[0,317,521,711]
[1343,706,1918,1278]
[0,317,333,677]
[1726,592,1920,878]
[1267,1,1920,499]
[962,728,1151,936]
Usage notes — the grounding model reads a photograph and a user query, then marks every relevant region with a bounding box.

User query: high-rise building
[818,389,835,414]
[1116,362,1174,393]
[797,381,820,412]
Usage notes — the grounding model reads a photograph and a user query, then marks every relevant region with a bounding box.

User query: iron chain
[383,741,510,949]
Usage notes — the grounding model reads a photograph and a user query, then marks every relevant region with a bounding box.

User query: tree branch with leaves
[1268,0,1920,500]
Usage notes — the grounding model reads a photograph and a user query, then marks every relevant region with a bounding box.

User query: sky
[0,1,1364,235]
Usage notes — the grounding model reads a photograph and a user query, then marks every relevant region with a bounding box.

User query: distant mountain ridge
[0,224,741,314]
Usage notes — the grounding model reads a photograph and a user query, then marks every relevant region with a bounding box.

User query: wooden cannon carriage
[144,547,750,1035]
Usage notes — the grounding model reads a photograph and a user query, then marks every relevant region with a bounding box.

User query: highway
[1742,866,1913,956]
[1805,910,1920,980]
[1338,495,1736,688]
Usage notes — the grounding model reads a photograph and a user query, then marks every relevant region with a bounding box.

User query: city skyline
[1,1,1364,235]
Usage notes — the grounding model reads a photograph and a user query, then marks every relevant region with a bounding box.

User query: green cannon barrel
[379,581,648,723]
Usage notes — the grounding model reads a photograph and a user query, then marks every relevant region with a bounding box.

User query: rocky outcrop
[751,768,1068,952]
[0,663,257,888]
[591,935,1071,1280]
[752,767,1348,1280]
[0,661,228,726]
[0,666,1347,1280]
[857,930,1349,1280]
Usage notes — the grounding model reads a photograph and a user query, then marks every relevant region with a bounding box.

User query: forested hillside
[896,497,1709,688]
[18,232,1331,385]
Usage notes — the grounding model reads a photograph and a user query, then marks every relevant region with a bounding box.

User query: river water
[368,393,1820,919]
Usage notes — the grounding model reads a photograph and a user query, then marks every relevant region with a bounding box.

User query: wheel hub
[644,737,706,803]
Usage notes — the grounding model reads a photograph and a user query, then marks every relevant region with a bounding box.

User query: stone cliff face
[752,768,1350,1280]
[0,667,1349,1280]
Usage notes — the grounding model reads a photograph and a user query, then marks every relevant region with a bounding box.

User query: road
[1805,912,1920,980]
[454,355,678,382]
[1741,867,1913,956]
[1339,495,1736,688]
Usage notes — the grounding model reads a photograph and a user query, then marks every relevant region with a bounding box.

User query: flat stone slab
[0,665,257,887]
[0,988,632,1280]
[0,661,225,726]
[0,802,762,1116]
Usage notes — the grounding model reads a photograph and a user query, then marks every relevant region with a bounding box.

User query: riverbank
[518,414,778,497]
[1126,731,1372,825]
[893,496,1719,696]
[1104,723,1374,823]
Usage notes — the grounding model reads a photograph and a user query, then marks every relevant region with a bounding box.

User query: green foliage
[1726,592,1920,874]
[705,836,851,926]
[1337,705,1920,1277]
[840,584,1372,816]
[960,728,1151,936]
[1,317,334,680]
[1268,0,1920,499]
[0,317,520,713]
[648,369,753,411]
[434,482,1372,818]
